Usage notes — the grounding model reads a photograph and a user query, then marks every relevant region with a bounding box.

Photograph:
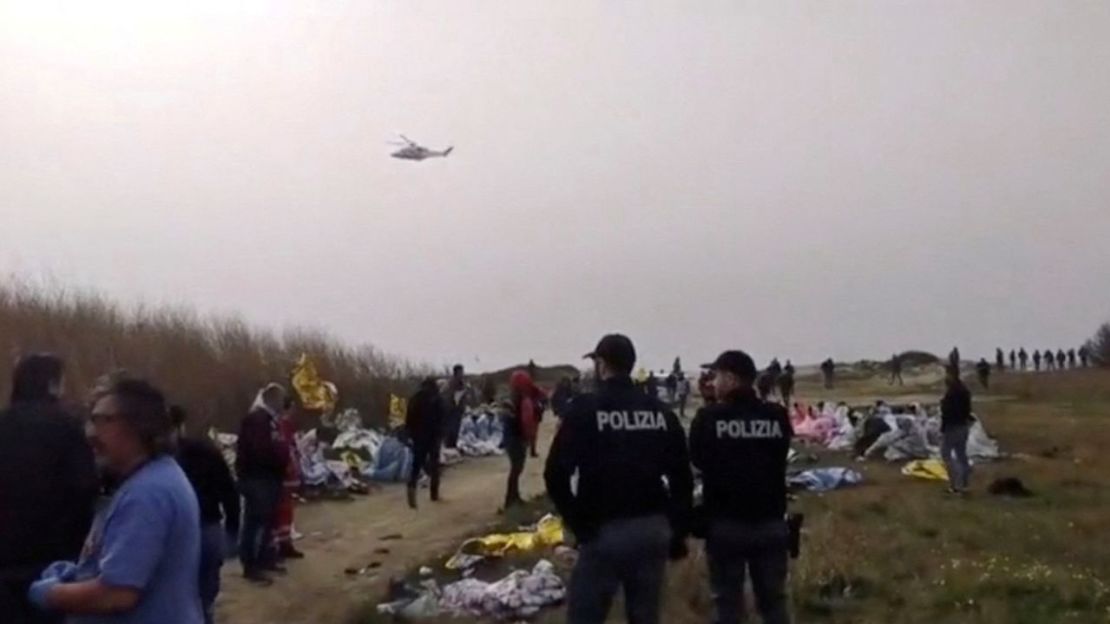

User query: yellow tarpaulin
[902,459,949,481]
[292,354,338,412]
[389,394,407,429]
[445,514,565,570]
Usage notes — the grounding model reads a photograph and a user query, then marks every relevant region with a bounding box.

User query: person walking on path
[690,350,794,624]
[889,354,904,386]
[546,333,694,624]
[405,377,444,509]
[28,377,203,624]
[940,367,974,495]
[0,354,98,624]
[172,406,241,624]
[236,383,289,586]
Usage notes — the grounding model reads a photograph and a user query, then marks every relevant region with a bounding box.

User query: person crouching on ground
[405,377,444,509]
[171,406,240,624]
[28,376,203,624]
[940,366,974,495]
[503,370,539,510]
[236,383,290,585]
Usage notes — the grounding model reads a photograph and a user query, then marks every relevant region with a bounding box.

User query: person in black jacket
[172,406,240,623]
[690,351,794,624]
[235,383,289,585]
[940,366,974,494]
[0,354,99,624]
[545,334,693,624]
[405,378,444,509]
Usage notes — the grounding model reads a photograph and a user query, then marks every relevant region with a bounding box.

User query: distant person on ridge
[777,364,796,407]
[171,406,241,624]
[976,359,991,390]
[405,377,444,509]
[1068,349,1077,369]
[1009,350,1017,370]
[1042,349,1053,371]
[948,347,960,370]
[545,333,693,624]
[1057,349,1067,371]
[820,358,835,389]
[1079,346,1091,368]
[1018,348,1028,371]
[940,366,974,495]
[995,348,1005,371]
[0,354,98,624]
[889,354,904,386]
[1032,350,1042,372]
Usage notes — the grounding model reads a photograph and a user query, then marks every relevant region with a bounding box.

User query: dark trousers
[239,477,281,574]
[706,519,791,624]
[443,410,463,449]
[567,515,671,624]
[941,424,971,491]
[409,441,441,499]
[504,437,527,507]
[199,523,225,624]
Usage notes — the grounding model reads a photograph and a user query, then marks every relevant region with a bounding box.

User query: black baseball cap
[584,333,636,374]
[702,350,758,380]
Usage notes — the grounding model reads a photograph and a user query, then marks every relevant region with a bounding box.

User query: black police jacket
[544,376,693,543]
[690,390,793,524]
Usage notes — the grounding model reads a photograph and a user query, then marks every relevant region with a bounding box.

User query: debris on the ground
[988,477,1034,498]
[787,467,863,492]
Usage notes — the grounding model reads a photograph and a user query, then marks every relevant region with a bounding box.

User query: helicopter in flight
[389,135,454,161]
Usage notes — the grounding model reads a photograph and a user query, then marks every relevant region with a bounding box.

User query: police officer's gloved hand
[668,537,689,561]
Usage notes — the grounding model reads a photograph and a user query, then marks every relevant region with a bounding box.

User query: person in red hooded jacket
[503,370,539,509]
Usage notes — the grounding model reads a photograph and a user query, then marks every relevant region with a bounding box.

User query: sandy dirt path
[217,421,555,624]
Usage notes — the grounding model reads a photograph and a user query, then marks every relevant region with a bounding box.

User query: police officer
[690,351,793,624]
[545,334,694,624]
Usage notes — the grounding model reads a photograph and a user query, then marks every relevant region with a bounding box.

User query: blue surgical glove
[28,577,60,610]
[40,561,78,582]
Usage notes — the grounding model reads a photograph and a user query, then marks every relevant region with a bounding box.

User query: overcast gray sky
[2,1,1109,372]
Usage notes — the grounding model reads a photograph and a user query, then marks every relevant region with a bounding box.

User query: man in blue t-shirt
[27,377,203,624]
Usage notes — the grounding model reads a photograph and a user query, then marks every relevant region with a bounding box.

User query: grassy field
[364,367,1110,624]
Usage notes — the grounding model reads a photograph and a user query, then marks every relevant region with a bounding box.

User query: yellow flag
[389,394,407,428]
[291,354,338,412]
